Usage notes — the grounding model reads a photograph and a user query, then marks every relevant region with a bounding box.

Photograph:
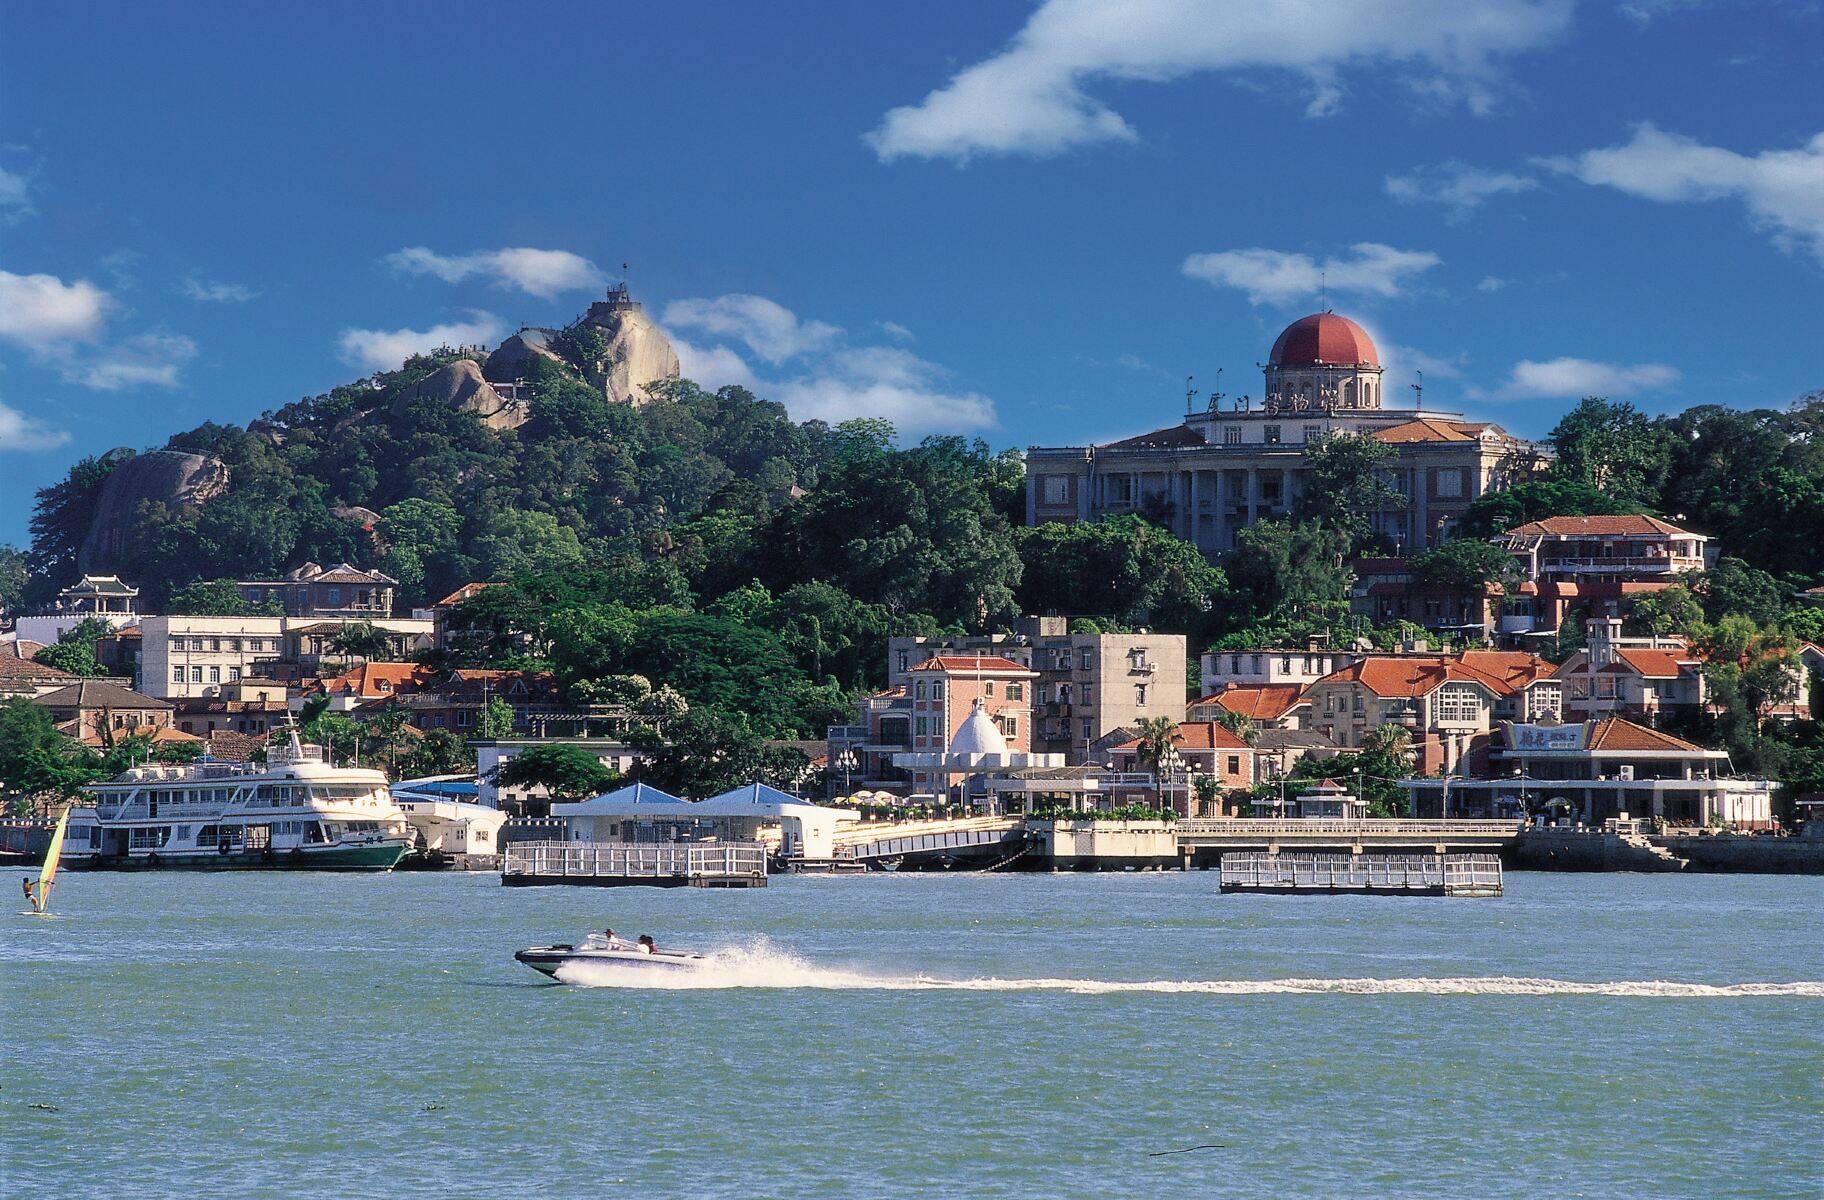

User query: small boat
[515,932,708,980]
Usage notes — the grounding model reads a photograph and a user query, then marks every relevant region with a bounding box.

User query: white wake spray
[551,941,1824,997]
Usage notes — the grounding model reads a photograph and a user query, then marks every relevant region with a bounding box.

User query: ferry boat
[64,731,412,871]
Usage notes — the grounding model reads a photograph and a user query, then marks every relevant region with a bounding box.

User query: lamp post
[1159,746,1185,817]
[834,747,858,799]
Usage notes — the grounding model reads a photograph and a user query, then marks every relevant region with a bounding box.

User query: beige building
[138,614,433,699]
[1026,312,1541,556]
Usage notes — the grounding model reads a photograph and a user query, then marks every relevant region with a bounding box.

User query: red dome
[1268,313,1379,367]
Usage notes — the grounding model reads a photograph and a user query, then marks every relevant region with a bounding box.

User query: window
[328,587,342,605]
[227,667,241,682]
[228,639,240,652]
[984,681,995,697]
[1264,425,1282,445]
[1302,425,1321,443]
[915,681,926,700]
[999,716,1017,737]
[915,716,930,737]
[1222,426,1241,445]
[1435,468,1465,499]
[1006,682,1023,701]
[1352,692,1364,714]
[1081,719,1093,740]
[896,651,909,673]
[208,666,221,684]
[1227,755,1241,775]
[173,666,185,683]
[1435,686,1481,724]
[1078,649,1092,671]
[1135,684,1148,705]
[1041,475,1071,504]
[190,667,204,683]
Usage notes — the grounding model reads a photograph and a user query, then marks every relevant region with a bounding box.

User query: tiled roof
[1372,417,1497,444]
[434,582,502,608]
[1316,656,1502,699]
[907,655,1034,674]
[310,662,436,698]
[0,645,77,683]
[1610,647,1689,678]
[1586,717,1704,753]
[1103,425,1206,450]
[1198,683,1308,721]
[1110,721,1253,753]
[205,730,266,762]
[1504,515,1700,538]
[1453,650,1559,690]
[37,679,174,709]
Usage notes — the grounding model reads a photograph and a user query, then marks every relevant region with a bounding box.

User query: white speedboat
[515,932,707,980]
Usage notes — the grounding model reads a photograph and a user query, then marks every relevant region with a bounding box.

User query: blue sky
[1,0,1820,543]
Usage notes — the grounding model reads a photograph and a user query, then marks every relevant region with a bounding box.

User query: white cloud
[66,331,198,390]
[878,320,914,341]
[662,295,995,436]
[384,246,605,299]
[0,166,31,218]
[337,312,507,373]
[0,398,68,451]
[1384,161,1538,216]
[182,277,259,303]
[867,0,1572,162]
[1181,242,1442,305]
[1475,275,1509,292]
[1491,357,1681,399]
[662,294,840,365]
[1543,125,1824,260]
[672,337,759,391]
[0,269,110,347]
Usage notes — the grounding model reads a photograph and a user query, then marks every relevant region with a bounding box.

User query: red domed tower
[1262,312,1384,413]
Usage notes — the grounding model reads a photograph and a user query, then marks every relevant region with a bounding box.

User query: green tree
[1409,538,1519,592]
[34,617,113,678]
[1295,432,1405,553]
[0,698,99,811]
[169,578,281,616]
[627,709,808,797]
[1547,397,1674,507]
[1457,478,1645,540]
[1221,519,1354,628]
[328,621,392,661]
[489,744,618,813]
[1015,515,1228,637]
[0,545,27,613]
[476,696,517,739]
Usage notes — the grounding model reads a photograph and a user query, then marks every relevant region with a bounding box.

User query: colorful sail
[31,808,70,915]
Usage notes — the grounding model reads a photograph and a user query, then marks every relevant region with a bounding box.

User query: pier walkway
[1220,851,1504,896]
[502,841,767,887]
[1177,818,1523,862]
[832,816,1026,865]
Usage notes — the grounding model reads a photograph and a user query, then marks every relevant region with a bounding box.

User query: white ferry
[64,732,412,871]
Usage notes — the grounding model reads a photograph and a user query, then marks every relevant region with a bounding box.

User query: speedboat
[515,932,708,980]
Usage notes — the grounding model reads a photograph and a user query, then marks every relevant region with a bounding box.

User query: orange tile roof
[1453,650,1559,691]
[1585,717,1704,753]
[907,655,1034,675]
[311,661,436,698]
[1110,721,1253,753]
[434,582,503,608]
[1372,417,1493,444]
[1197,683,1308,721]
[1504,514,1700,538]
[1317,656,1502,699]
[1610,647,1689,678]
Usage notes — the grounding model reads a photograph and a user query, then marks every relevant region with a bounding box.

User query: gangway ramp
[833,816,1026,865]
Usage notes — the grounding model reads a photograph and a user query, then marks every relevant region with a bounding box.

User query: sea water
[4,870,1820,1199]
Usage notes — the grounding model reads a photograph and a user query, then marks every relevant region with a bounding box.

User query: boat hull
[65,841,410,872]
[515,944,705,980]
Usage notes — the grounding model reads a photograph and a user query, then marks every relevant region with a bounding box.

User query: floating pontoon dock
[1219,852,1503,897]
[502,842,768,888]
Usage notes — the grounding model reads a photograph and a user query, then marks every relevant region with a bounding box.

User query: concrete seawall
[1510,829,1824,874]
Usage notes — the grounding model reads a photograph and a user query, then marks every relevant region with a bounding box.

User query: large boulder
[78,449,230,572]
[482,329,562,384]
[583,302,681,407]
[393,359,527,431]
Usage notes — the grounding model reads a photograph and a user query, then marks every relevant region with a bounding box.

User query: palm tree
[1134,715,1179,808]
[1217,710,1259,745]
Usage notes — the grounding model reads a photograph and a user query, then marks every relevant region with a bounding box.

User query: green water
[5,871,1821,1199]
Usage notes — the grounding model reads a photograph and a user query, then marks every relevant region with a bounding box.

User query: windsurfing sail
[29,808,70,915]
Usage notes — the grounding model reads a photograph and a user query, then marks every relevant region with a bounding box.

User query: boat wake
[551,942,1824,997]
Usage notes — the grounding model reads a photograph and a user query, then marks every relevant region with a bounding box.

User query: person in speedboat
[636,935,656,954]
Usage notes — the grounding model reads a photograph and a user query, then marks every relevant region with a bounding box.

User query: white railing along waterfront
[1220,851,1503,893]
[503,840,766,879]
[1177,818,1524,836]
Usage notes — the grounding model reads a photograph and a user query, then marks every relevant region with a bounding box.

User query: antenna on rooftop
[1410,370,1424,411]
[1207,367,1225,411]
[1320,270,1328,313]
[1185,375,1198,414]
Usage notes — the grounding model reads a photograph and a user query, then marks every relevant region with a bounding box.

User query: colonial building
[1553,619,1706,722]
[137,614,434,699]
[235,563,398,619]
[1025,312,1542,555]
[1499,515,1713,637]
[1403,718,1774,829]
